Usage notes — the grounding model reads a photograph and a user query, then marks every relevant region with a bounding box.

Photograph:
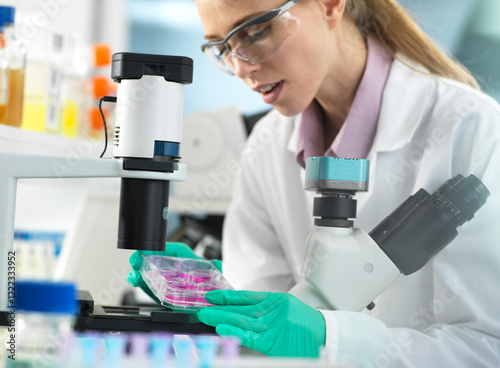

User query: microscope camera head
[110,53,193,252]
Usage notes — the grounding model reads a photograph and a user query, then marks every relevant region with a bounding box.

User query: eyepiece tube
[370,174,490,275]
[432,174,490,228]
[117,178,169,251]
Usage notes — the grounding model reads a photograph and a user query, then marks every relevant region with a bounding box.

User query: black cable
[98,96,117,158]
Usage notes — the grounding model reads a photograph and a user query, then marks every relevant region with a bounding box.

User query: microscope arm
[0,152,186,312]
[289,227,400,311]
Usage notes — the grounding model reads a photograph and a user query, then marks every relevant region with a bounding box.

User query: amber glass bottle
[0,6,26,128]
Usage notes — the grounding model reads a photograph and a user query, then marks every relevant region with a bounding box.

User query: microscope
[289,157,490,311]
[0,53,214,333]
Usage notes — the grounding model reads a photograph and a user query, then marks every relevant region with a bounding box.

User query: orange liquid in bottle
[0,64,6,122]
[1,68,25,127]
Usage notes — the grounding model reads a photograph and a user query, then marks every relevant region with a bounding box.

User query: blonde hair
[345,0,480,89]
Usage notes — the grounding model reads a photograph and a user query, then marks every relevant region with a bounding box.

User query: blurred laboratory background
[2,0,500,307]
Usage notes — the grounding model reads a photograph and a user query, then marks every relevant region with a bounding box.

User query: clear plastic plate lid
[140,255,233,309]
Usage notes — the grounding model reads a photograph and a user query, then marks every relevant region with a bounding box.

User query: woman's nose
[231,55,261,78]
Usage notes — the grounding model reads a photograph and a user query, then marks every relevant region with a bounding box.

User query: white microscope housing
[110,53,193,252]
[290,157,490,312]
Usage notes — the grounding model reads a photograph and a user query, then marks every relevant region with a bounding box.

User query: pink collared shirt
[296,37,393,168]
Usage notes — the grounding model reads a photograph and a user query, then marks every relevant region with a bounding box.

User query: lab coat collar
[286,54,431,156]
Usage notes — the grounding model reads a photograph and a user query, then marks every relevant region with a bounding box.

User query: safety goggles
[200,0,301,75]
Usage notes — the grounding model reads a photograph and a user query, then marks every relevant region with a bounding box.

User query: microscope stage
[75,290,215,334]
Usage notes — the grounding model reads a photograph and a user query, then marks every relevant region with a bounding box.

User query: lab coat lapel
[371,57,431,154]
[287,117,315,211]
[286,115,305,179]
[362,58,431,215]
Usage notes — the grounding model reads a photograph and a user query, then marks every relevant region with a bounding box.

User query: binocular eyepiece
[370,174,490,275]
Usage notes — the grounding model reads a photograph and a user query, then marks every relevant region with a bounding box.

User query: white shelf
[0,125,120,233]
[0,125,105,157]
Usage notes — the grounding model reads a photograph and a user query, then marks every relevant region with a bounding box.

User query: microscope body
[290,157,490,312]
[111,53,193,252]
[292,226,399,311]
[288,157,395,311]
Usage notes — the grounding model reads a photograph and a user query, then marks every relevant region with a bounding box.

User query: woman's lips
[256,81,284,104]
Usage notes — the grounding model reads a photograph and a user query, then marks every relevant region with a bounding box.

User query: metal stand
[0,153,185,325]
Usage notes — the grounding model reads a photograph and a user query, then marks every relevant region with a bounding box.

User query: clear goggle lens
[203,12,300,75]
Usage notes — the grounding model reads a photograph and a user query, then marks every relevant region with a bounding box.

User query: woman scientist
[128,0,500,365]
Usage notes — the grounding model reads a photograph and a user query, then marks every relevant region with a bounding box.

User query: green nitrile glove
[196,290,326,357]
[127,242,223,304]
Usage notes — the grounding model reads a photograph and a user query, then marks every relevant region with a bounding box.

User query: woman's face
[196,0,336,117]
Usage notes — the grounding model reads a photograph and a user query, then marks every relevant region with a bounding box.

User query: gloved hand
[127,242,223,304]
[197,290,326,357]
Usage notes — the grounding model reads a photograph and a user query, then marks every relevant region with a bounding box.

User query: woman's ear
[321,0,346,28]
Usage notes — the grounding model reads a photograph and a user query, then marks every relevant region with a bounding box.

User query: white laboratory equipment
[290,157,489,311]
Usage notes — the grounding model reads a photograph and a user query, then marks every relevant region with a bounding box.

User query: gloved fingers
[127,270,150,292]
[205,289,269,306]
[126,270,143,287]
[210,259,223,273]
[213,301,274,320]
[199,304,270,323]
[205,290,280,320]
[129,251,144,270]
[197,308,268,333]
[215,324,261,352]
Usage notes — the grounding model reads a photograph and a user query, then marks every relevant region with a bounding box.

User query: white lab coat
[222,57,500,367]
